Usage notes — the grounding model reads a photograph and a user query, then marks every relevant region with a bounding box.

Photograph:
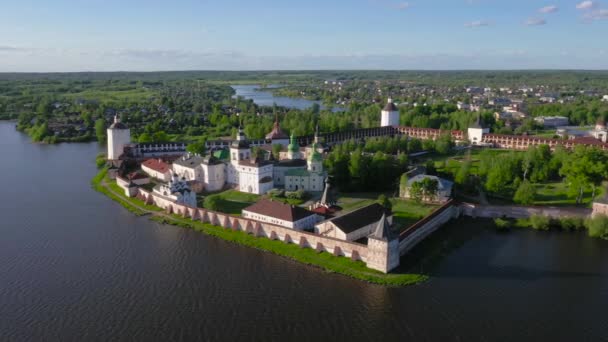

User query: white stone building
[107,115,131,160]
[201,156,226,192]
[173,154,204,182]
[242,199,321,230]
[314,203,393,242]
[467,116,490,145]
[226,127,274,195]
[141,159,171,182]
[380,98,399,127]
[152,173,197,208]
[285,139,326,192]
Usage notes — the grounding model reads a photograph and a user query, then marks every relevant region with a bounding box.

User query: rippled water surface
[1,121,608,341]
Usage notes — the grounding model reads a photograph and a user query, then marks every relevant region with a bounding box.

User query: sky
[0,0,607,71]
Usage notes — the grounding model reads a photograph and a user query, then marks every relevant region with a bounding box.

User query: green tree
[94,119,106,142]
[513,180,535,205]
[434,133,454,155]
[272,144,283,160]
[377,194,392,210]
[152,131,169,142]
[186,141,206,156]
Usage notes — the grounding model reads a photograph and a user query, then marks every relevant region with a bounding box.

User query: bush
[267,189,285,198]
[585,215,608,239]
[286,189,306,200]
[559,217,585,231]
[494,218,511,231]
[530,215,551,231]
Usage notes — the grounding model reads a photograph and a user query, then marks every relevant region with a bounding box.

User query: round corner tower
[107,115,131,160]
[380,98,399,127]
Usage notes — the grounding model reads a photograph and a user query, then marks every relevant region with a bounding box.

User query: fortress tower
[107,115,131,160]
[380,98,400,127]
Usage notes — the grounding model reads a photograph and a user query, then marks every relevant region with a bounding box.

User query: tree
[186,141,206,156]
[513,180,535,205]
[399,173,409,196]
[377,194,392,210]
[94,119,106,142]
[152,131,169,142]
[272,144,283,160]
[409,181,424,203]
[138,132,153,143]
[434,134,454,155]
[421,177,439,202]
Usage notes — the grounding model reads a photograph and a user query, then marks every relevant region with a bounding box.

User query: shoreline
[91,167,428,287]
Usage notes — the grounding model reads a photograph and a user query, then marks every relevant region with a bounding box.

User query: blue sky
[0,0,607,71]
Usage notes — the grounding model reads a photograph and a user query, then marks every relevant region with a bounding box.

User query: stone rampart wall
[460,203,591,219]
[398,201,458,255]
[136,188,372,267]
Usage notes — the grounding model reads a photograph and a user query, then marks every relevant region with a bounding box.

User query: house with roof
[242,199,321,230]
[173,154,205,183]
[314,203,393,242]
[141,158,171,182]
[401,174,453,203]
[265,115,290,147]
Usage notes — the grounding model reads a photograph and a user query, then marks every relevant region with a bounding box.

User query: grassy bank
[92,168,428,286]
[91,168,162,216]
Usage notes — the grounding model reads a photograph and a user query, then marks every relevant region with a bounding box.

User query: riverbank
[91,168,428,286]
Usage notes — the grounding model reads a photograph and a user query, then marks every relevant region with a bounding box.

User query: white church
[107,115,327,196]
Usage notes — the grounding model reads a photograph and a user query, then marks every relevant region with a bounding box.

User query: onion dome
[288,133,299,154]
[309,143,323,162]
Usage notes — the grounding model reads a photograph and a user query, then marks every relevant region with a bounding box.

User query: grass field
[390,199,439,231]
[62,88,156,103]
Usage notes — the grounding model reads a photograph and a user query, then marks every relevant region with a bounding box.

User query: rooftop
[329,203,391,234]
[141,159,170,173]
[243,199,316,222]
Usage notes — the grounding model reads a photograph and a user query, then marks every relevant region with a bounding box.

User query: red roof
[243,199,316,222]
[265,120,289,140]
[142,159,170,173]
[127,172,149,180]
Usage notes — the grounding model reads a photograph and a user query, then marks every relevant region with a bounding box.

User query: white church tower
[107,115,131,160]
[380,98,400,127]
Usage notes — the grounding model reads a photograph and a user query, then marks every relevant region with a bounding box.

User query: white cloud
[394,2,410,10]
[525,18,547,26]
[539,5,559,13]
[464,20,491,28]
[576,1,597,10]
[583,8,608,19]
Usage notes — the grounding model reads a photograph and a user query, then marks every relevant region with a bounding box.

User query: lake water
[1,120,608,341]
[231,84,344,112]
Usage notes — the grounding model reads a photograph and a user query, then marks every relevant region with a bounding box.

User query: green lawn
[335,192,383,212]
[390,199,439,231]
[532,181,602,206]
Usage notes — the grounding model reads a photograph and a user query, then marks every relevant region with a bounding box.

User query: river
[1,121,608,341]
[231,84,344,112]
